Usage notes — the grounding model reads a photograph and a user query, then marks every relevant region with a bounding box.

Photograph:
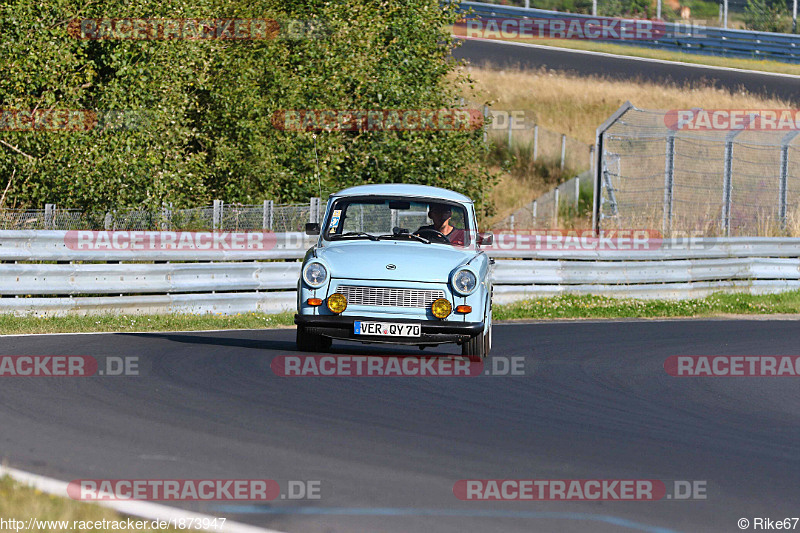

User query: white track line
[455,36,800,79]
[0,466,285,533]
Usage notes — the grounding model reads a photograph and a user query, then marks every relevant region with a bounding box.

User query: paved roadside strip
[0,466,284,533]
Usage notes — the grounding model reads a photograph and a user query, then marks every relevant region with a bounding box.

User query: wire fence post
[483,105,489,144]
[310,197,321,223]
[44,204,55,229]
[575,176,580,213]
[262,200,273,231]
[560,134,567,170]
[212,200,223,230]
[104,212,113,230]
[533,125,539,161]
[161,202,172,231]
[507,116,513,147]
[554,187,560,227]
[662,132,676,235]
[779,131,799,230]
[721,131,740,237]
[532,200,537,225]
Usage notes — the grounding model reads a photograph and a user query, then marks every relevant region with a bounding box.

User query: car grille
[337,285,445,308]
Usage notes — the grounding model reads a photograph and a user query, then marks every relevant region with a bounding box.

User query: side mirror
[478,232,494,246]
[305,222,320,236]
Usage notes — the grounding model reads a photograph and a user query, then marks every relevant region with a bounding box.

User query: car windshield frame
[321,195,474,248]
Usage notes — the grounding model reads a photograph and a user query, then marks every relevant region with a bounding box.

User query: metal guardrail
[459,1,800,64]
[1,232,800,315]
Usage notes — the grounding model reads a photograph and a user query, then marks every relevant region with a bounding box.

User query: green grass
[0,311,295,335]
[0,292,798,336]
[494,291,800,320]
[0,475,179,533]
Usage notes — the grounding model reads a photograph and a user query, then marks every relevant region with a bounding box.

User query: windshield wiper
[377,233,430,244]
[330,231,378,241]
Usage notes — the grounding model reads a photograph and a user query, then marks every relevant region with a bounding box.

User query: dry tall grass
[462,66,794,226]
[463,66,793,145]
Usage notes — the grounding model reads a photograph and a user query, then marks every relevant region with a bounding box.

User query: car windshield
[322,196,471,247]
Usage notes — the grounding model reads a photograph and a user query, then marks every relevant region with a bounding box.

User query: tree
[0,0,496,218]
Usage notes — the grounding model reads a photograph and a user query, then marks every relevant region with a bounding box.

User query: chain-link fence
[596,103,800,237]
[493,170,593,230]
[483,107,594,174]
[0,199,324,231]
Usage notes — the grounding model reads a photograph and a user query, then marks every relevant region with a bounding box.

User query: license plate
[354,321,421,337]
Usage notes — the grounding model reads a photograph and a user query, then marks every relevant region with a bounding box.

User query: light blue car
[295,184,494,361]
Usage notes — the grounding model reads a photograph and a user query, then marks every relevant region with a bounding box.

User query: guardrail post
[560,134,566,170]
[212,200,223,230]
[533,125,539,161]
[44,204,55,229]
[310,197,321,223]
[663,132,676,235]
[263,200,274,230]
[779,131,799,230]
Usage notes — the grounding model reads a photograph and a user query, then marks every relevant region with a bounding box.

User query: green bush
[744,0,792,32]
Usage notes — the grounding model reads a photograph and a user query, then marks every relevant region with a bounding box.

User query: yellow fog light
[431,298,452,319]
[327,293,347,314]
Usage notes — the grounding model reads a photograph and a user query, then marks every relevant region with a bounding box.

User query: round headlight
[303,262,328,288]
[453,269,478,295]
[431,298,452,319]
[327,293,347,314]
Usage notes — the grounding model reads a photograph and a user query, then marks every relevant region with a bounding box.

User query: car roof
[331,184,472,203]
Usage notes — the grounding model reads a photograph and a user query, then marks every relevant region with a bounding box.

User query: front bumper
[294,314,484,345]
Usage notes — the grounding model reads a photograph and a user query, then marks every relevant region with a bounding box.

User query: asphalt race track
[1,319,798,533]
[455,38,800,104]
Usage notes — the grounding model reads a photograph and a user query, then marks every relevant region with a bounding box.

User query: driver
[416,203,465,245]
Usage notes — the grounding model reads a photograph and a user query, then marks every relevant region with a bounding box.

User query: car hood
[315,240,476,283]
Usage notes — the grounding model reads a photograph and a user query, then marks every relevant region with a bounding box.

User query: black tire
[296,326,332,352]
[462,330,486,363]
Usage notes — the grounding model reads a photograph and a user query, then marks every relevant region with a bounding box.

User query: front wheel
[296,326,332,352]
[462,330,486,363]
